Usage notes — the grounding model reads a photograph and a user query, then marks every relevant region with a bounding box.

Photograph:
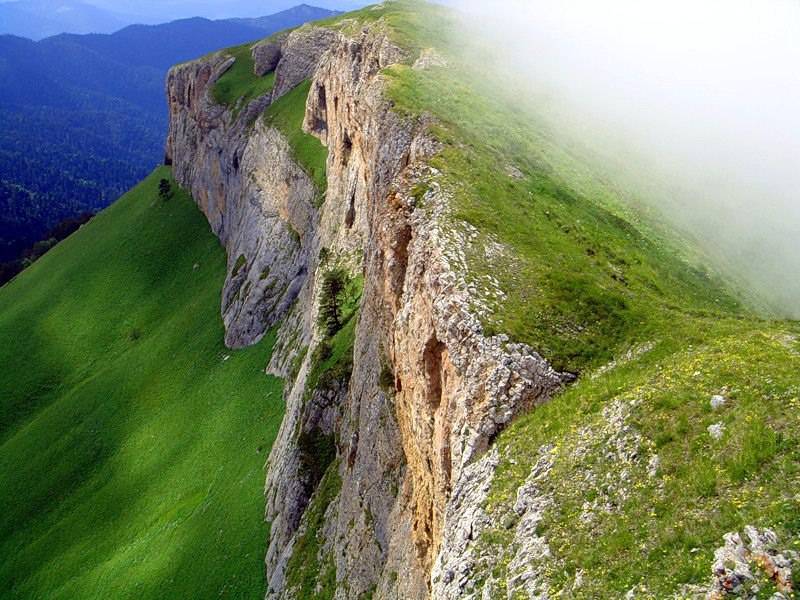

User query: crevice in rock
[392,223,412,304]
[309,83,329,136]
[423,336,446,411]
[345,186,356,229]
[341,130,353,165]
[441,442,452,494]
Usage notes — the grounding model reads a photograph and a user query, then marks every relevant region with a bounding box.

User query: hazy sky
[0,0,369,21]
[445,0,800,317]
[100,0,368,19]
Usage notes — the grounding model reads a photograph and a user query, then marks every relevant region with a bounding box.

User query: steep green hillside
[0,169,283,599]
[483,322,800,598]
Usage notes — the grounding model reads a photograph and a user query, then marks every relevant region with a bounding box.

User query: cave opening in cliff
[424,336,447,411]
[309,83,329,136]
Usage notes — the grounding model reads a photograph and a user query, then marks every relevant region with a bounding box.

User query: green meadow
[0,168,283,599]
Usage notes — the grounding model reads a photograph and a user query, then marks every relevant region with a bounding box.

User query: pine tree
[158,178,172,202]
[318,267,348,337]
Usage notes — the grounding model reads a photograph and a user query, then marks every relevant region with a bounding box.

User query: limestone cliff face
[166,21,569,600]
[165,27,335,349]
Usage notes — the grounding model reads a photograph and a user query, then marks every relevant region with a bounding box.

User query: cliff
[165,3,800,599]
[167,18,568,598]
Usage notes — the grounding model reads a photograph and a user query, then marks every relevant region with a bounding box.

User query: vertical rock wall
[166,21,569,600]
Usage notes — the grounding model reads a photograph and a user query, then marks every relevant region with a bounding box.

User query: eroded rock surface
[253,35,285,76]
[166,31,323,348]
[166,19,568,600]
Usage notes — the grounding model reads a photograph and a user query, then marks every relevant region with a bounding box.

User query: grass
[384,56,742,374]
[212,42,277,115]
[304,272,363,402]
[304,314,358,404]
[232,253,247,277]
[316,0,436,55]
[0,168,284,599]
[284,461,341,600]
[263,80,328,201]
[478,321,800,597]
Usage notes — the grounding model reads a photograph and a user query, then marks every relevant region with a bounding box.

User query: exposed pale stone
[413,47,448,70]
[711,394,727,410]
[167,20,569,600]
[708,422,725,440]
[271,26,339,100]
[253,36,285,76]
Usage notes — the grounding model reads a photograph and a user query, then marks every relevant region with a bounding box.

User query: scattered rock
[647,454,661,477]
[708,422,725,440]
[592,341,656,379]
[413,47,448,70]
[705,527,798,599]
[505,164,524,180]
[711,394,727,410]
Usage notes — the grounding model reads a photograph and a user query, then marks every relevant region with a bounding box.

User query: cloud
[442,0,800,316]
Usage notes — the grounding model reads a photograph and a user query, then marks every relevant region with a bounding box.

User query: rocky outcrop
[272,26,340,99]
[165,27,335,348]
[166,18,569,600]
[253,35,285,76]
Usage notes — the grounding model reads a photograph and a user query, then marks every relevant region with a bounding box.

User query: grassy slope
[329,2,800,595]
[263,79,328,199]
[212,42,277,115]
[378,2,743,374]
[486,325,800,597]
[0,168,283,599]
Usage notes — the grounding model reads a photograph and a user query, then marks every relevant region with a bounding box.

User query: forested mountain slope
[0,5,337,265]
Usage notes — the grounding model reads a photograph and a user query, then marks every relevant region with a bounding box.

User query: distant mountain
[231,3,345,28]
[0,5,338,264]
[52,17,276,70]
[88,0,363,22]
[0,0,137,40]
[0,0,358,39]
[205,0,363,18]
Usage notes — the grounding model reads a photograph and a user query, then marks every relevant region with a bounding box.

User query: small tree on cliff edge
[318,267,348,337]
[158,179,172,202]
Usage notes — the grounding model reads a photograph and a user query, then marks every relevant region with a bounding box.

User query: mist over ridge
[441,0,800,317]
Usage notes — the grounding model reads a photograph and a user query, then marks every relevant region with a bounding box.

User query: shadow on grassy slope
[0,168,283,599]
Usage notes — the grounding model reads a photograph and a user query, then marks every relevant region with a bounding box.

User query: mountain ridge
[1,1,798,598]
[0,0,137,40]
[164,3,800,597]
